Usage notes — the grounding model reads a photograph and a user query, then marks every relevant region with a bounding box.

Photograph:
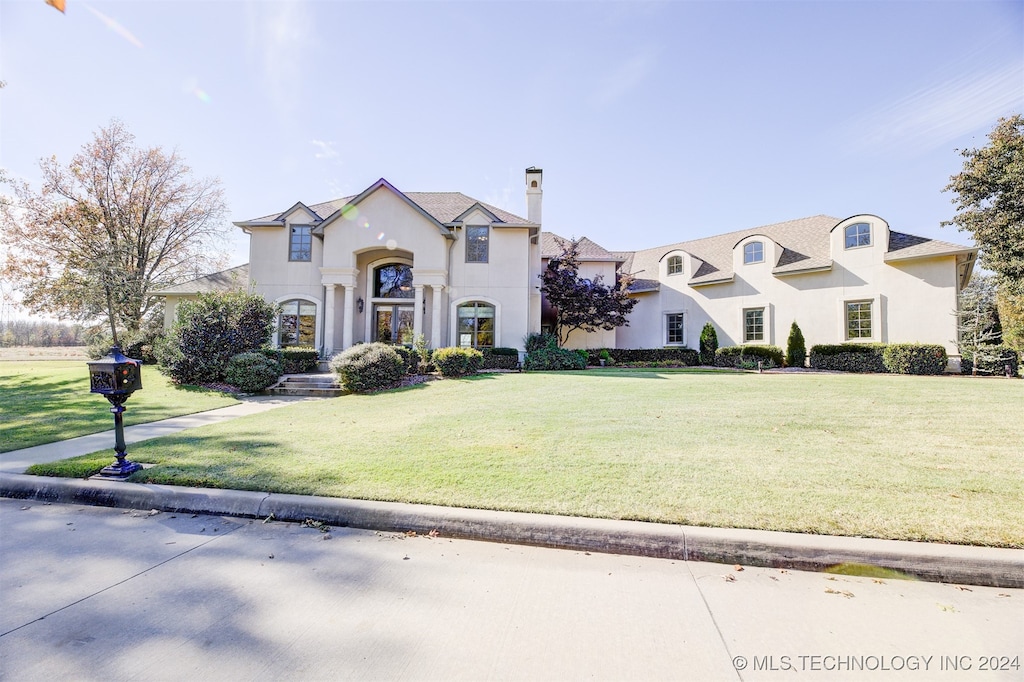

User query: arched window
[279,299,316,347]
[845,223,871,249]
[457,302,495,348]
[743,241,764,264]
[374,264,414,298]
[667,255,683,275]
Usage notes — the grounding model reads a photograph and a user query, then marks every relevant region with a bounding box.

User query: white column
[342,285,355,351]
[413,285,424,343]
[323,285,336,357]
[431,285,443,348]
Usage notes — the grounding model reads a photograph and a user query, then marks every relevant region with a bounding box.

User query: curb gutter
[2,472,1021,589]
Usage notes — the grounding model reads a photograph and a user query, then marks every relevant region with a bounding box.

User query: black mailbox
[87,345,143,477]
[88,346,143,395]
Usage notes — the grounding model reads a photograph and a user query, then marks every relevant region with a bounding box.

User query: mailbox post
[87,345,144,477]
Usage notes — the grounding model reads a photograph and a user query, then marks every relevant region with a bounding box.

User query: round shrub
[524,347,587,371]
[225,352,281,392]
[330,342,405,392]
[432,346,484,377]
[392,345,418,374]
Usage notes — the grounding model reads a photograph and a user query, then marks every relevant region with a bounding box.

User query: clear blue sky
[2,0,1022,272]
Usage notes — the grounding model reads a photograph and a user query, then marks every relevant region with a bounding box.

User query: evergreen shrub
[808,344,886,373]
[330,342,405,392]
[882,343,948,375]
[786,322,806,368]
[960,346,1020,376]
[714,345,785,369]
[260,347,320,374]
[481,347,521,370]
[585,348,699,366]
[699,323,718,365]
[432,347,484,377]
[225,352,281,392]
[524,347,587,371]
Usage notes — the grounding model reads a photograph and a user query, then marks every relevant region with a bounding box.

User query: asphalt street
[1,499,1021,681]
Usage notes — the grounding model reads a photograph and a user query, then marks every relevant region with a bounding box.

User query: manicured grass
[25,369,1024,547]
[0,361,240,452]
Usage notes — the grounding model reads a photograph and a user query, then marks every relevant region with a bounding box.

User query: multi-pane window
[667,255,683,275]
[374,264,414,298]
[289,225,312,261]
[743,241,764,264]
[845,223,871,249]
[466,226,489,263]
[666,313,684,344]
[279,299,316,347]
[744,308,764,342]
[457,302,495,348]
[847,301,872,339]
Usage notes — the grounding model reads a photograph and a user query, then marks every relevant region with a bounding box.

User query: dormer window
[667,255,683,275]
[845,223,871,249]
[743,241,764,264]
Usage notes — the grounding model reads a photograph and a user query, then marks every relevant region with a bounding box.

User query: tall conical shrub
[786,321,806,368]
[699,322,718,365]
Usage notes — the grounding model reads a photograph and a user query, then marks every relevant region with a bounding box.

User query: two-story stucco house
[159,167,976,364]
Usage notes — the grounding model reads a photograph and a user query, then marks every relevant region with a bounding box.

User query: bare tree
[1,120,228,342]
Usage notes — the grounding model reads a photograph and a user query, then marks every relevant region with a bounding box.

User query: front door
[374,305,415,345]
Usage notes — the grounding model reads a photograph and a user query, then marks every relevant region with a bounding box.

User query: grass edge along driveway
[24,369,1024,548]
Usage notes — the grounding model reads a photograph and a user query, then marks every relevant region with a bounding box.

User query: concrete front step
[265,373,346,397]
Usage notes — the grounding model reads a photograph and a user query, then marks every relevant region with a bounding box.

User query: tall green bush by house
[157,291,276,385]
[330,342,405,392]
[432,347,484,377]
[699,323,718,365]
[225,352,281,392]
[786,322,806,368]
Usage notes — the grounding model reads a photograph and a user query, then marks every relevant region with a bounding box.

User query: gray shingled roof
[156,264,250,295]
[885,231,975,261]
[252,191,533,227]
[541,232,623,261]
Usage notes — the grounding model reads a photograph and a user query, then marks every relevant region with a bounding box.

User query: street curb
[3,472,1022,589]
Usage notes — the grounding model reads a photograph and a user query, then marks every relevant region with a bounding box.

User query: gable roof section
[316,179,453,237]
[155,264,250,295]
[884,231,976,262]
[541,232,623,262]
[238,182,536,233]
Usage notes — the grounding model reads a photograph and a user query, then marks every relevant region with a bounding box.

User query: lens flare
[341,204,359,221]
[386,239,398,250]
[377,232,385,241]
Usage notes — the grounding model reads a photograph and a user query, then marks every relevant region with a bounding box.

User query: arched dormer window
[666,255,683,275]
[743,241,764,264]
[845,223,871,249]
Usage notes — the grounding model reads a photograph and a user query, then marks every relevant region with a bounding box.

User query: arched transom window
[374,264,414,298]
[279,299,316,347]
[845,223,871,249]
[457,302,495,348]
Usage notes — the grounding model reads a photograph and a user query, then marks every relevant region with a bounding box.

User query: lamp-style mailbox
[87,345,143,477]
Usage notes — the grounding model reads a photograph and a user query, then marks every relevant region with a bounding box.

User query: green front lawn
[0,361,240,452]
[26,369,1024,547]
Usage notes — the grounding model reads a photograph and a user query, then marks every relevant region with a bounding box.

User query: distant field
[0,346,89,361]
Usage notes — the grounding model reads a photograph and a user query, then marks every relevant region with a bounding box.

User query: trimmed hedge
[961,346,1021,377]
[330,343,405,392]
[524,347,587,371]
[882,343,947,375]
[260,347,320,374]
[481,347,521,370]
[225,352,281,392]
[715,345,785,369]
[809,343,887,373]
[585,348,700,367]
[432,347,484,377]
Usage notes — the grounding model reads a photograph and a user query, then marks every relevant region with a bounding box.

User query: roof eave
[884,247,978,263]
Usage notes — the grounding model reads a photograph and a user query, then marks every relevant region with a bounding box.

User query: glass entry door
[374,305,415,345]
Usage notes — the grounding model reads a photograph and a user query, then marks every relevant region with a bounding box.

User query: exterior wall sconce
[357,297,364,313]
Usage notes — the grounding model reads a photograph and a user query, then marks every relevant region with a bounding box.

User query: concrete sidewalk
[2,397,1022,589]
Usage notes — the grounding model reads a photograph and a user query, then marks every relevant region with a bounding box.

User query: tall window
[743,241,764,264]
[374,264,414,298]
[666,313,684,344]
[458,302,495,348]
[845,223,871,249]
[744,308,764,342]
[279,299,316,347]
[289,225,312,261]
[466,226,489,263]
[667,255,683,275]
[847,301,872,339]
